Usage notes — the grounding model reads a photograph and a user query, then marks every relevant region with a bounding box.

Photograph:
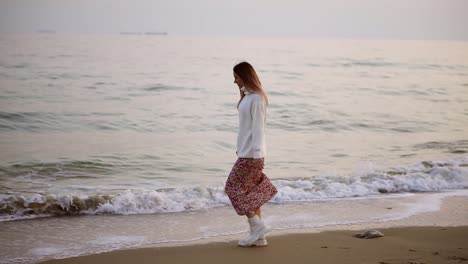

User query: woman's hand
[252,158,264,170]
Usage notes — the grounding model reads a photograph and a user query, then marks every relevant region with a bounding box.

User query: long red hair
[233,62,268,108]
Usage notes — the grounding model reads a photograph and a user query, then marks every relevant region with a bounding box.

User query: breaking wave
[1,157,467,221]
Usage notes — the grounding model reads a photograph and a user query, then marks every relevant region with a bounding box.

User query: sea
[0,33,467,263]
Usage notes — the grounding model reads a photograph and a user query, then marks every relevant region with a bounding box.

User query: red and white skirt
[224,158,278,216]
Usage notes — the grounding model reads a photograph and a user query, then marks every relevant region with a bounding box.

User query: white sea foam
[30,246,70,257]
[271,160,468,202]
[0,157,467,221]
[93,186,230,215]
[89,236,146,246]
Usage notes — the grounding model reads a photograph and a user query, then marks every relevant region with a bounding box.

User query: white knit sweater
[236,87,267,159]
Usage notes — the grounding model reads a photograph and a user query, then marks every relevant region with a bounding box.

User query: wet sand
[38,195,468,264]
[41,225,468,264]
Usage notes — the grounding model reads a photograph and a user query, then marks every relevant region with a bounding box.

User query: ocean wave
[0,159,118,180]
[1,157,467,221]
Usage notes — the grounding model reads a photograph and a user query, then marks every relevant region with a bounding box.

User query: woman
[224,61,278,247]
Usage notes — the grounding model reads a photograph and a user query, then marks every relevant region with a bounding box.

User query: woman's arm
[251,95,266,161]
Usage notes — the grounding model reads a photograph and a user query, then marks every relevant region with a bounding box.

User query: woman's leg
[245,207,261,219]
[255,207,262,219]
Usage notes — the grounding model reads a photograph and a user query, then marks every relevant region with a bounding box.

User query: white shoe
[253,238,268,247]
[238,216,271,247]
[254,225,268,246]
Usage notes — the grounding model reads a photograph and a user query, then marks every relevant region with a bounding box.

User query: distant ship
[120,32,168,36]
[37,30,56,34]
[144,32,168,36]
[120,32,142,35]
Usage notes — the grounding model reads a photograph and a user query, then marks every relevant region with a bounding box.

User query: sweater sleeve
[251,95,266,159]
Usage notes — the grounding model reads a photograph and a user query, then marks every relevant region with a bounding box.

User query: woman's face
[233,72,244,88]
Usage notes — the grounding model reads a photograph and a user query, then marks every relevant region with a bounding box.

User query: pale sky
[1,0,467,40]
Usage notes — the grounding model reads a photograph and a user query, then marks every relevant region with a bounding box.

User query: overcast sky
[1,0,467,40]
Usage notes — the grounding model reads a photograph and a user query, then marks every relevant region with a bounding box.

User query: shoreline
[40,226,468,264]
[38,194,468,264]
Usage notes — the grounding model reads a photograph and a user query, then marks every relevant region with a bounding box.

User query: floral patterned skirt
[224,158,278,216]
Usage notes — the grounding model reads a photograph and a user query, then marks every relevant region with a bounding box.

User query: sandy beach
[40,195,468,264]
[40,226,468,264]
